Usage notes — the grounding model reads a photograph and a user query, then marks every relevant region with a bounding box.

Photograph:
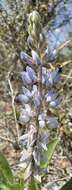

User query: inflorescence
[16,11,62,182]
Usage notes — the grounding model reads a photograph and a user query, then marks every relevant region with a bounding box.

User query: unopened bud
[28,11,42,41]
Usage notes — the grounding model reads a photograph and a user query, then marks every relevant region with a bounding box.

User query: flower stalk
[16,10,62,188]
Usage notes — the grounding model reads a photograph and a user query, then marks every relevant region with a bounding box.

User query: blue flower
[21,71,32,84]
[27,35,34,49]
[38,112,46,128]
[42,67,47,85]
[22,87,32,98]
[32,50,41,65]
[33,92,41,107]
[26,91,32,99]
[45,71,53,86]
[45,47,57,63]
[45,69,61,87]
[26,66,37,82]
[15,94,31,104]
[20,51,33,65]
[49,98,60,108]
[38,112,46,121]
[51,69,61,84]
[45,90,58,102]
[19,105,33,124]
[39,120,46,128]
[46,116,59,128]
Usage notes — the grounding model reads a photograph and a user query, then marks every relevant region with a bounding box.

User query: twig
[0,135,14,144]
[4,112,18,142]
[44,176,70,189]
[62,69,72,86]
[7,71,20,144]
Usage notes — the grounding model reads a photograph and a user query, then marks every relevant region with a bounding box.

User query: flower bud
[15,94,30,104]
[19,134,28,147]
[28,11,42,41]
[33,150,40,166]
[32,50,41,65]
[19,109,30,124]
[21,71,32,84]
[38,112,46,121]
[27,35,35,49]
[29,11,41,24]
[19,105,33,124]
[49,98,60,108]
[45,71,53,87]
[45,69,61,87]
[39,120,46,128]
[52,69,61,84]
[26,66,37,81]
[34,92,41,107]
[45,91,58,102]
[46,117,59,128]
[20,51,32,65]
[22,87,32,98]
[42,67,47,84]
[31,85,37,96]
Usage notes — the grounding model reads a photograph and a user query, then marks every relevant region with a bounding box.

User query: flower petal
[20,51,33,65]
[26,66,37,81]
[32,50,41,65]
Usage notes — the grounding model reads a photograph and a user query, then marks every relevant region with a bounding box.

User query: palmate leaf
[40,138,59,169]
[29,177,42,190]
[0,152,14,185]
[59,178,72,190]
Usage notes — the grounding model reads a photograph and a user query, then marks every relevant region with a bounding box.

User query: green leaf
[13,179,24,190]
[0,152,14,185]
[40,138,59,168]
[0,184,10,190]
[29,177,42,190]
[16,111,20,120]
[59,178,72,190]
[0,171,8,185]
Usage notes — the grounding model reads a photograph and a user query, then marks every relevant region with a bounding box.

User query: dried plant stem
[0,135,14,144]
[62,73,72,80]
[39,63,43,97]
[7,72,20,144]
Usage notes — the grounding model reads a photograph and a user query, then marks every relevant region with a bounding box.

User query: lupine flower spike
[16,10,62,188]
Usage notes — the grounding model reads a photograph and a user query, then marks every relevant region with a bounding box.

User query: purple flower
[45,71,53,87]
[49,98,60,108]
[45,90,58,102]
[26,91,32,99]
[20,51,33,65]
[15,94,30,104]
[51,69,61,84]
[42,67,47,85]
[19,105,33,124]
[38,112,46,128]
[34,92,41,107]
[21,71,32,84]
[27,35,34,49]
[32,50,41,65]
[39,120,46,128]
[46,116,59,128]
[38,112,46,121]
[45,48,57,63]
[22,87,32,98]
[26,66,37,82]
[45,69,61,87]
